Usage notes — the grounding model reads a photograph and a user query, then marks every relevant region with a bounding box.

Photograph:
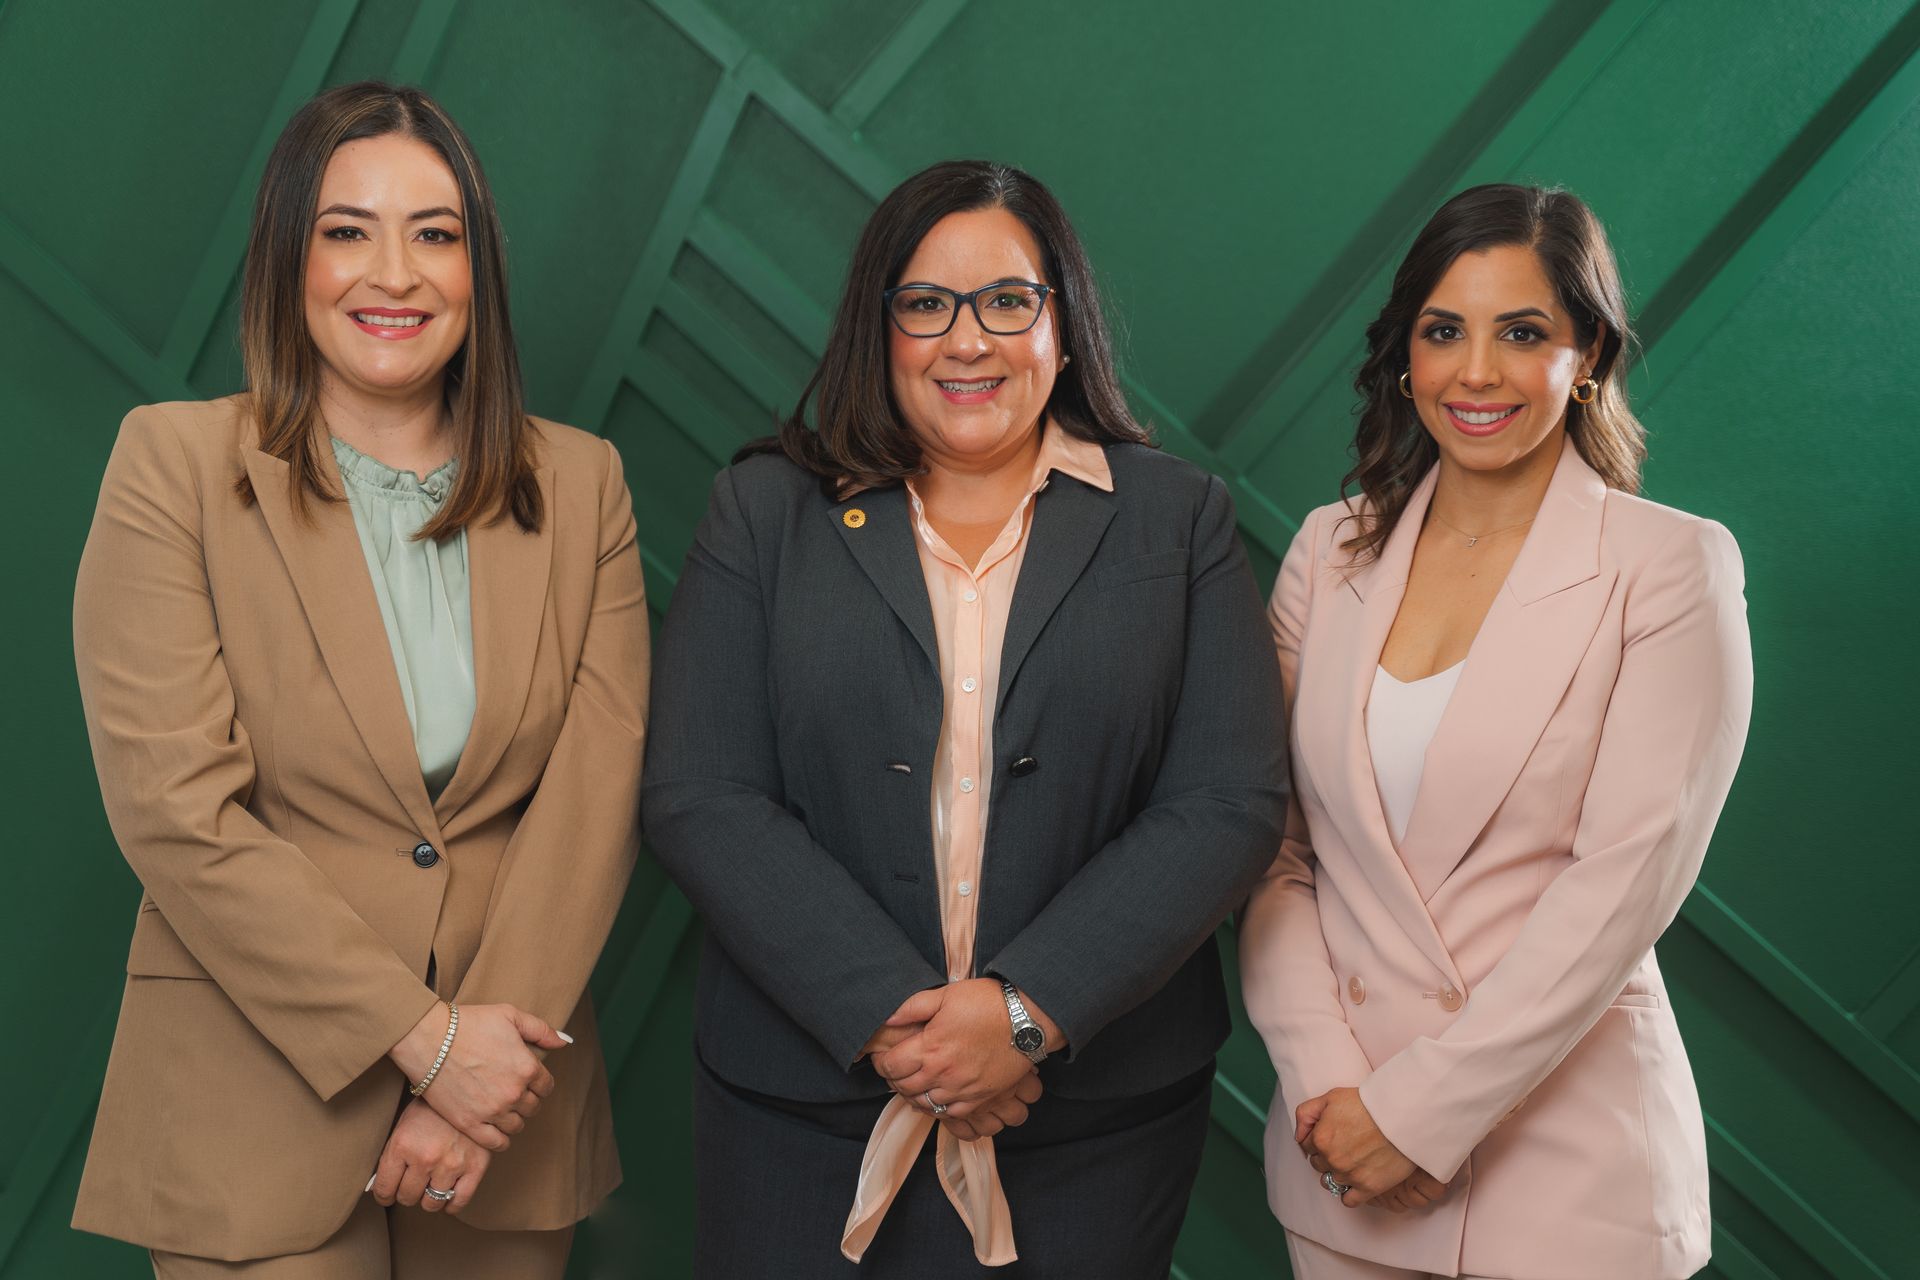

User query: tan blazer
[1240,437,1751,1280]
[70,396,648,1261]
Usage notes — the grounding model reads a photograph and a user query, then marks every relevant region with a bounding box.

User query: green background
[3,1,1916,1276]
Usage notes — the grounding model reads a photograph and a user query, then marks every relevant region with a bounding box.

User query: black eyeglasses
[882,279,1054,337]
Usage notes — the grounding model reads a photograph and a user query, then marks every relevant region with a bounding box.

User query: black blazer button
[1008,756,1037,778]
[411,842,440,868]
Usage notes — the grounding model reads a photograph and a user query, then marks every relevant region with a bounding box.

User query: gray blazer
[642,441,1288,1103]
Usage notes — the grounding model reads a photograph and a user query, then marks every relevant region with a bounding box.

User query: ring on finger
[423,1186,456,1203]
[923,1091,948,1116]
[1321,1170,1352,1197]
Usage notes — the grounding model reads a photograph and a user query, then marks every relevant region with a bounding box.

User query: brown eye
[893,290,950,314]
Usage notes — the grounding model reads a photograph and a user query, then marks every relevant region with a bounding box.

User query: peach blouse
[840,427,1113,1265]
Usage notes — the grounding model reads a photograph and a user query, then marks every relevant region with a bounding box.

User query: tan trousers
[1285,1229,1509,1280]
[151,1197,574,1280]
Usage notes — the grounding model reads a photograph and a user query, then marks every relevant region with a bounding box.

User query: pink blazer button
[1347,976,1366,1005]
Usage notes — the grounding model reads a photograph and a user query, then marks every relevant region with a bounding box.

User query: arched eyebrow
[1419,306,1553,324]
[315,204,464,222]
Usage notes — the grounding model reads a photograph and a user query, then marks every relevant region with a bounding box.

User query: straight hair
[1342,183,1643,564]
[742,159,1152,491]
[235,80,540,538]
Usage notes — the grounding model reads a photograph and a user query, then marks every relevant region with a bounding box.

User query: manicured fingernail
[557,1031,574,1044]
[365,1175,377,1193]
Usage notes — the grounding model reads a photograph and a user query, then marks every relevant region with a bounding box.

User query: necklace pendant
[1466,535,1479,548]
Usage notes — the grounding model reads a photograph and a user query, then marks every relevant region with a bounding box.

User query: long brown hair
[1341,183,1643,564]
[235,80,540,538]
[741,159,1152,491]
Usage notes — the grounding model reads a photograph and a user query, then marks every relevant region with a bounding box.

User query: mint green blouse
[331,437,476,799]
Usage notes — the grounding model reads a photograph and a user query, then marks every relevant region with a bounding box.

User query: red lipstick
[348,307,433,340]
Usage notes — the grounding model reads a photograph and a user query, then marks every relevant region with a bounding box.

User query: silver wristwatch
[999,980,1048,1064]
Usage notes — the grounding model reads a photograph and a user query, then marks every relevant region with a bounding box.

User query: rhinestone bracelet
[409,1003,460,1097]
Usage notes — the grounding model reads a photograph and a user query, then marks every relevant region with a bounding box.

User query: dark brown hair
[235,80,540,538]
[741,159,1152,490]
[1341,183,1643,564]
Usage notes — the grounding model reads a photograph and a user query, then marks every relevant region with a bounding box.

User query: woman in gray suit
[643,160,1287,1278]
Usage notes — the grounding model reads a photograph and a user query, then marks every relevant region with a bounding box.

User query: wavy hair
[1341,183,1643,564]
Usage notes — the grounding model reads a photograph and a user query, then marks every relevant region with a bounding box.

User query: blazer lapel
[433,462,555,819]
[1397,438,1617,901]
[1297,477,1461,984]
[996,475,1115,711]
[245,445,441,842]
[830,485,939,673]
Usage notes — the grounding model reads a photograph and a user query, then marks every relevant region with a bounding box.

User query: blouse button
[959,777,975,793]
[961,677,977,693]
[963,589,978,603]
[957,881,973,897]
[1348,976,1366,1005]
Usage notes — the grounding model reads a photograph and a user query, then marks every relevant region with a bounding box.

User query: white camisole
[1367,662,1465,846]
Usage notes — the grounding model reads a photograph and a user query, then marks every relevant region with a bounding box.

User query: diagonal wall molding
[159,0,363,376]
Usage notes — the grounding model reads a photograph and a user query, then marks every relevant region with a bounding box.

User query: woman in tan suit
[71,82,647,1278]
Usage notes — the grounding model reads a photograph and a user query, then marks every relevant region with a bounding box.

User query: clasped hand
[863,980,1045,1142]
[1296,1087,1450,1213]
[389,1002,569,1153]
[367,1099,489,1214]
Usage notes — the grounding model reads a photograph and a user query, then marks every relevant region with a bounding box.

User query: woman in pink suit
[1239,184,1752,1280]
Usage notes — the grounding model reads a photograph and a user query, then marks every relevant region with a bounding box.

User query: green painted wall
[3,2,1916,1276]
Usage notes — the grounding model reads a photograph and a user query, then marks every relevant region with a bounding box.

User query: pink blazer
[1240,437,1752,1279]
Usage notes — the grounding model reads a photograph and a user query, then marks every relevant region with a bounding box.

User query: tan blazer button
[1347,975,1366,1005]
[1438,983,1463,1012]
[411,842,440,869]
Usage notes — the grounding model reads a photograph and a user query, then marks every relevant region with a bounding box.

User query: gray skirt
[691,1053,1214,1279]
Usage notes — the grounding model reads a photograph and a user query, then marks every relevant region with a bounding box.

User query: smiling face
[886,207,1064,472]
[303,133,473,407]
[1406,243,1603,476]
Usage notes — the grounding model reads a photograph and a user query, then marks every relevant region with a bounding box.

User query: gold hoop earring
[1571,377,1597,405]
[1398,371,1414,399]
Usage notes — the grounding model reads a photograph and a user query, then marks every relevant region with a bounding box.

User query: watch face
[1013,1025,1045,1053]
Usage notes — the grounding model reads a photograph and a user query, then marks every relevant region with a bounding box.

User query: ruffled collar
[330,436,459,504]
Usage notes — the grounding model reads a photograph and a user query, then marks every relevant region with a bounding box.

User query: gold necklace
[1429,510,1534,549]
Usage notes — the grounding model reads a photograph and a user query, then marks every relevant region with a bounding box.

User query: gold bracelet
[409,1003,459,1097]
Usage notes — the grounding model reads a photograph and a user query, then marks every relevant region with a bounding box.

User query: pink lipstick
[934,376,1005,405]
[1444,402,1521,437]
